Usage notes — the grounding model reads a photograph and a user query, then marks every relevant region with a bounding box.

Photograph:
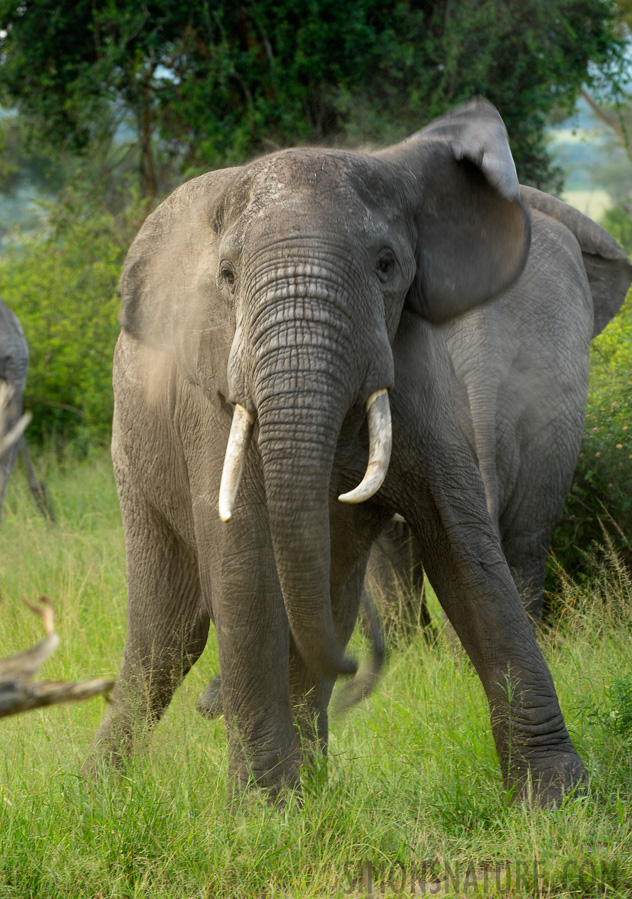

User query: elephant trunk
[219,251,395,678]
[256,369,356,678]
[218,378,391,678]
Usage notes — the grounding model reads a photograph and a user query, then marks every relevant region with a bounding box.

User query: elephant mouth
[218,387,392,523]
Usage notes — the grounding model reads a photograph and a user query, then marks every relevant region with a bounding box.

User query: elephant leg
[0,442,17,517]
[502,532,549,624]
[84,485,208,773]
[288,502,385,762]
[499,430,582,624]
[366,516,431,638]
[195,561,379,752]
[196,496,300,798]
[196,673,223,719]
[17,435,54,522]
[0,384,22,519]
[288,562,366,764]
[409,485,585,804]
[387,315,585,805]
[194,491,384,793]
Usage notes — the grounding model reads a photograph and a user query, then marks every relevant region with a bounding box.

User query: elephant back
[520,185,632,336]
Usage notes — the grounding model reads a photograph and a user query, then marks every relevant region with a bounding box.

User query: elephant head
[118,98,530,685]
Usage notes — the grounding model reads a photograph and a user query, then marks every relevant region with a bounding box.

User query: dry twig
[0,596,114,718]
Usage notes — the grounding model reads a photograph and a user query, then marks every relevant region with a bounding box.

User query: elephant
[366,188,632,628]
[87,97,592,806]
[0,299,52,522]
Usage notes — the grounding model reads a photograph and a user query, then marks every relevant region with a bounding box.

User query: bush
[603,676,632,742]
[0,187,142,448]
[600,205,632,256]
[549,292,632,585]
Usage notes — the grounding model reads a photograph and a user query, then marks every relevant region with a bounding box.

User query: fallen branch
[0,596,114,719]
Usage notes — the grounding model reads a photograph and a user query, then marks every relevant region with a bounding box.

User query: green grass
[1,452,632,897]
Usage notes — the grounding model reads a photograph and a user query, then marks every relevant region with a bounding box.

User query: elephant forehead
[223,149,403,239]
[247,147,375,191]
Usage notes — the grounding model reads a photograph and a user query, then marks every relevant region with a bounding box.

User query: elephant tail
[332,587,385,714]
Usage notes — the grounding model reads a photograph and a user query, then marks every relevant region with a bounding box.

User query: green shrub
[604,676,632,741]
[0,187,141,448]
[601,205,632,256]
[585,666,632,745]
[549,292,632,586]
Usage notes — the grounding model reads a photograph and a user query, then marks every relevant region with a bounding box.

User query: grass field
[1,451,632,897]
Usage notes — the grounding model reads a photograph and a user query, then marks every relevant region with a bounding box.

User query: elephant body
[87,99,631,805]
[368,187,630,624]
[0,299,50,520]
[0,300,28,509]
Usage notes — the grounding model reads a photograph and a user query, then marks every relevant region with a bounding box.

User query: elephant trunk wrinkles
[247,285,363,678]
[256,380,357,679]
[235,250,394,678]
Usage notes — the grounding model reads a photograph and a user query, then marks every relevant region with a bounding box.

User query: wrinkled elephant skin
[368,187,632,625]
[85,98,609,806]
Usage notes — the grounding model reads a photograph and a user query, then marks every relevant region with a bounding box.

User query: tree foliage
[0,0,628,451]
[0,114,64,197]
[0,0,626,201]
[0,186,143,446]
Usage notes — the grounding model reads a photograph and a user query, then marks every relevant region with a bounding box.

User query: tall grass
[0,451,631,897]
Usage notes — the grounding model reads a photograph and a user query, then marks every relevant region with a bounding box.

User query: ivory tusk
[218,404,255,522]
[339,388,392,504]
[0,411,30,459]
[0,381,31,459]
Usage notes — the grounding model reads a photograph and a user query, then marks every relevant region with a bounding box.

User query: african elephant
[87,98,588,805]
[366,189,632,627]
[0,299,51,521]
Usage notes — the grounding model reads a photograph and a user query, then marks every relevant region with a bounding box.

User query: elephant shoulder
[520,185,632,336]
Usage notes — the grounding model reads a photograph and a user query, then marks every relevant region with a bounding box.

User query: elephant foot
[509,752,588,808]
[196,674,223,718]
[81,694,158,781]
[81,737,129,786]
[228,748,302,807]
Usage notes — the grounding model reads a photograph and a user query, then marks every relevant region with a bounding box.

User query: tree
[0,0,626,204]
[0,182,139,444]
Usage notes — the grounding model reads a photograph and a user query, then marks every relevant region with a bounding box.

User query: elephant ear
[520,185,632,337]
[377,97,531,323]
[119,167,241,391]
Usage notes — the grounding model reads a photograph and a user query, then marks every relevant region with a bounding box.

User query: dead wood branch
[0,596,114,719]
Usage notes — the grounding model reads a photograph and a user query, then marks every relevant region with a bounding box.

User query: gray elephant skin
[0,299,51,520]
[87,98,610,806]
[367,188,632,627]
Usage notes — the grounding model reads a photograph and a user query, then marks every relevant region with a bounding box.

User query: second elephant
[367,186,632,625]
[0,299,51,521]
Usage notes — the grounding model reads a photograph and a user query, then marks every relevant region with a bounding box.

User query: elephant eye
[376,251,396,283]
[219,263,237,291]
